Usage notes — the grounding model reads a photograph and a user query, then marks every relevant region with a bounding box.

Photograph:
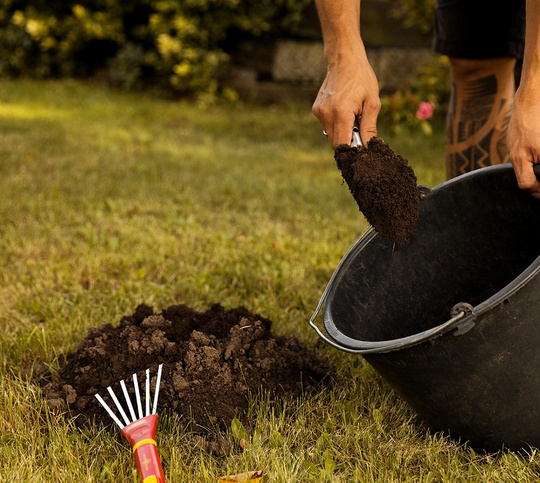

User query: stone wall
[271,40,434,93]
[223,0,436,102]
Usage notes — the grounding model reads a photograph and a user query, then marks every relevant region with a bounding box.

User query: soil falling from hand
[335,138,421,244]
[42,303,332,437]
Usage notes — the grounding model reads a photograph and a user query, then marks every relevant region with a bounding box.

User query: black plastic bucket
[310,164,540,451]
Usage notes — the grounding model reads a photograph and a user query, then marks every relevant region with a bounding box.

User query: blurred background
[0,0,449,133]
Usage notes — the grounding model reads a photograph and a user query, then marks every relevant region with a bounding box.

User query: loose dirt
[42,303,332,438]
[335,138,421,244]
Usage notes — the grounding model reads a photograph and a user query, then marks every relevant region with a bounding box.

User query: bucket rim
[311,164,540,354]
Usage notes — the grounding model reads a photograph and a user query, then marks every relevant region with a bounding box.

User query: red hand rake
[95,364,165,483]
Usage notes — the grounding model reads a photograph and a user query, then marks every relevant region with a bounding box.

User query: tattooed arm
[312,0,380,148]
[507,0,540,199]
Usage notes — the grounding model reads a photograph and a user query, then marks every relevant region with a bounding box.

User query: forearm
[313,0,380,146]
[518,0,540,95]
[315,0,365,64]
[506,0,540,198]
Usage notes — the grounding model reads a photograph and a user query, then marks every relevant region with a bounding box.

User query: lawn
[1,79,538,481]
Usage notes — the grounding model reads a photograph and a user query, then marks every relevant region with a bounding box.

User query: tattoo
[446,82,456,146]
[495,99,511,163]
[449,130,493,176]
[457,75,497,142]
[446,73,513,179]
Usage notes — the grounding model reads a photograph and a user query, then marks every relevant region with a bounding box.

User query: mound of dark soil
[335,138,421,244]
[42,304,332,434]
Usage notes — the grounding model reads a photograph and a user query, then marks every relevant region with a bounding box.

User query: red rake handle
[133,440,164,483]
[121,415,165,483]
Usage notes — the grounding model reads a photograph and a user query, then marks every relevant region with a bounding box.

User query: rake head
[95,363,163,429]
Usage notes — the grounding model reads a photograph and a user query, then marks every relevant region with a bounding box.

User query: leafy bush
[380,55,450,135]
[390,0,436,35]
[378,0,443,135]
[0,0,310,98]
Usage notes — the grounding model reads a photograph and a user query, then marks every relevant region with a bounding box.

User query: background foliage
[0,0,450,130]
[380,55,450,135]
[390,0,436,35]
[0,0,310,98]
[379,0,449,134]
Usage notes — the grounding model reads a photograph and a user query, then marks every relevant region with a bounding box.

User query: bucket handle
[309,227,467,354]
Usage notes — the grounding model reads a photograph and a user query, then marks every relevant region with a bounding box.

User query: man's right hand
[507,88,540,200]
[313,50,381,149]
[506,0,540,199]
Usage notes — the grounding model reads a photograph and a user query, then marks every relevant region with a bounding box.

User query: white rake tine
[152,364,163,415]
[133,373,143,420]
[107,386,131,427]
[120,379,137,423]
[145,368,150,417]
[95,394,125,429]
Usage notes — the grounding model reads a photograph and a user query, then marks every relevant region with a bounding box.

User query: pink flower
[416,101,434,120]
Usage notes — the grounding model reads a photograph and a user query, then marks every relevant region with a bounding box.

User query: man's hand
[312,0,381,149]
[506,0,540,199]
[312,51,381,149]
[507,89,540,199]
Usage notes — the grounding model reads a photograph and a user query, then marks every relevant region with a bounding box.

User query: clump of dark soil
[42,303,332,435]
[335,138,421,244]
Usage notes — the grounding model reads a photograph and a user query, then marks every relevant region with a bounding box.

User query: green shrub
[378,0,445,135]
[390,0,436,35]
[380,55,450,135]
[0,0,310,98]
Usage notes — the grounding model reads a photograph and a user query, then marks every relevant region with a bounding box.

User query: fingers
[359,98,381,145]
[312,103,352,149]
[516,168,540,199]
[511,154,540,199]
[313,102,379,149]
[332,112,357,149]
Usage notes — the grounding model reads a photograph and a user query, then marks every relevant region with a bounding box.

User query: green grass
[1,79,538,481]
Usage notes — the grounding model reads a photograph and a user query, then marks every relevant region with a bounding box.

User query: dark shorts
[433,0,526,59]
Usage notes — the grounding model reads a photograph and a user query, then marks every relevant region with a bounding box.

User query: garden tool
[334,117,420,244]
[95,364,165,483]
[337,121,540,245]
